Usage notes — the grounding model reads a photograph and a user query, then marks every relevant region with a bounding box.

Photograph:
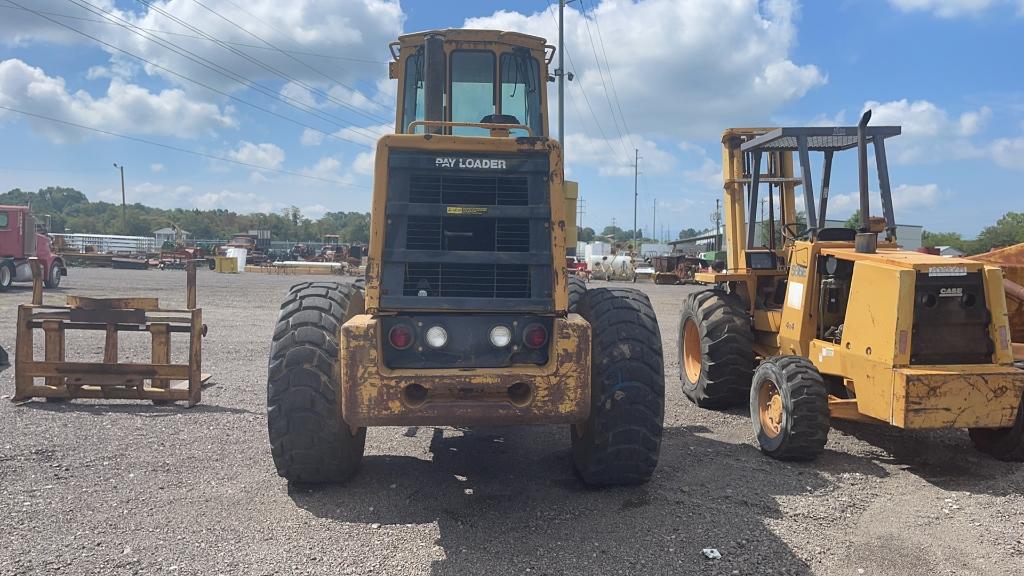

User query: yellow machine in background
[679,111,1024,461]
[266,29,664,485]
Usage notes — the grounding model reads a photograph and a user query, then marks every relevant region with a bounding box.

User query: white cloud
[150,163,165,173]
[301,156,353,183]
[887,0,1018,18]
[0,58,235,142]
[465,0,825,139]
[862,99,990,164]
[352,151,376,176]
[990,136,1024,169]
[192,189,276,212]
[300,127,325,146]
[827,184,946,216]
[565,133,673,177]
[226,141,284,169]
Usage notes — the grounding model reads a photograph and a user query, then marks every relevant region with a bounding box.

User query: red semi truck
[0,205,66,291]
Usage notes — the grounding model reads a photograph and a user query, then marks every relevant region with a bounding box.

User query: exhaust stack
[855,110,877,254]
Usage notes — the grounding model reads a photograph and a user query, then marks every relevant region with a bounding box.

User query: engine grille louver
[403,263,531,299]
[409,174,529,206]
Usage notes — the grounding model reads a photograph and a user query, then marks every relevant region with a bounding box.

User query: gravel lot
[1,268,1022,576]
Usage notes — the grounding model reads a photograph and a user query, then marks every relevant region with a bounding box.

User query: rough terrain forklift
[267,29,665,485]
[678,111,1024,461]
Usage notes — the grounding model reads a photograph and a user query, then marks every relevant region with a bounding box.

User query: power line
[135,0,391,126]
[585,0,635,152]
[187,0,390,123]
[0,4,388,64]
[579,0,630,160]
[61,0,384,140]
[0,104,368,188]
[8,0,377,149]
[546,2,626,165]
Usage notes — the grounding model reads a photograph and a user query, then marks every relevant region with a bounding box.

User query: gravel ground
[1,268,1022,576]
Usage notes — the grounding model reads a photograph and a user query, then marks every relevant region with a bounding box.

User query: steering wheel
[782,223,810,241]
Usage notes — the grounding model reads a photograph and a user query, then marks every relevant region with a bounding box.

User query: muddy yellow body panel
[340,313,591,427]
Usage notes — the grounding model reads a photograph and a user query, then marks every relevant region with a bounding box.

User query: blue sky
[0,0,1022,238]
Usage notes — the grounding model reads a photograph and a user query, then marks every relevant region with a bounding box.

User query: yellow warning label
[446,206,488,215]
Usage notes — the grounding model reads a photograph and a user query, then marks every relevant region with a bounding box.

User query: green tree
[578,226,595,242]
[975,212,1024,253]
[677,227,700,240]
[921,230,966,250]
[844,210,861,230]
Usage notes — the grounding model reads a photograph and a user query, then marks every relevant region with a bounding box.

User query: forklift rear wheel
[678,290,754,409]
[749,356,830,461]
[572,287,664,485]
[969,395,1024,461]
[267,282,366,483]
[0,261,13,291]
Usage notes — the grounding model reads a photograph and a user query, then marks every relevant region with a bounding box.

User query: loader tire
[678,289,754,409]
[568,275,586,311]
[572,287,664,485]
[749,356,830,461]
[969,394,1024,462]
[267,282,366,483]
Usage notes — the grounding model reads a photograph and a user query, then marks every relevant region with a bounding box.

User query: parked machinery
[678,111,1024,461]
[0,205,66,291]
[266,29,665,485]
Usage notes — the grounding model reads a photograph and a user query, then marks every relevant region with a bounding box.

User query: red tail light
[388,324,414,350]
[523,323,548,349]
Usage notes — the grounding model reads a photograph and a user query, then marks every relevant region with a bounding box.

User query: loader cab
[390,29,552,137]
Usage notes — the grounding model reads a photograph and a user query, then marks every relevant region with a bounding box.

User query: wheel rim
[758,379,784,438]
[50,265,60,287]
[682,319,702,383]
[0,266,10,286]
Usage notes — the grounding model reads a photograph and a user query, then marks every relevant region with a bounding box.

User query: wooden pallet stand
[12,259,210,406]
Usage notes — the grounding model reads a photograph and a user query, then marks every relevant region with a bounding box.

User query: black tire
[567,275,586,311]
[267,281,366,483]
[0,261,13,291]
[572,287,664,485]
[678,290,754,408]
[749,356,830,461]
[969,394,1024,461]
[43,261,62,289]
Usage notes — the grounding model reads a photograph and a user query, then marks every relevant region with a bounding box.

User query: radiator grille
[409,174,529,206]
[403,263,531,299]
[406,216,442,250]
[404,217,530,252]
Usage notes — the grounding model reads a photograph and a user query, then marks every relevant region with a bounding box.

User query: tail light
[388,324,414,350]
[522,323,548,349]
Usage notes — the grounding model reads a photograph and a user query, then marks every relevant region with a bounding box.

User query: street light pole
[113,163,126,234]
[633,148,639,255]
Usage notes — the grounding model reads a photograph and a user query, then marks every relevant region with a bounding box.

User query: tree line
[1,186,370,243]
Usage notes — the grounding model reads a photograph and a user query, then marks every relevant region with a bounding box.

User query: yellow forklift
[267,29,664,485]
[679,111,1024,461]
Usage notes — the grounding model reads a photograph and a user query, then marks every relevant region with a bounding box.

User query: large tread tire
[678,289,754,409]
[572,287,664,485]
[969,394,1024,462]
[267,281,366,483]
[749,356,830,461]
[567,275,586,311]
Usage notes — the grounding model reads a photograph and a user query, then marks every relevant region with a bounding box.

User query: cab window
[401,48,425,133]
[500,52,542,136]
[449,50,495,136]
[0,211,8,229]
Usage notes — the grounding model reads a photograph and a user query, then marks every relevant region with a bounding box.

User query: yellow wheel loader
[679,111,1024,461]
[267,30,664,485]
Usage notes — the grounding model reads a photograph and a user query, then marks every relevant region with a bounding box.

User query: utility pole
[713,199,722,252]
[577,196,586,230]
[113,163,126,234]
[558,0,565,148]
[633,148,639,255]
[652,197,656,246]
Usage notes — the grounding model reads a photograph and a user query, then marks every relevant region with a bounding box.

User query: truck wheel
[567,275,586,311]
[749,356,830,461]
[969,395,1024,461]
[0,261,13,291]
[267,282,366,483]
[572,287,664,485]
[43,261,62,289]
[678,289,754,408]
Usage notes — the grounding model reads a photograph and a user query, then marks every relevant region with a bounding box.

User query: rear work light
[522,323,548,349]
[388,324,414,350]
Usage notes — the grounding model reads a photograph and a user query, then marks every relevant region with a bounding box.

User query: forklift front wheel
[750,356,830,461]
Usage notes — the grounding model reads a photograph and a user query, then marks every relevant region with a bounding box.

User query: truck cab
[0,205,66,291]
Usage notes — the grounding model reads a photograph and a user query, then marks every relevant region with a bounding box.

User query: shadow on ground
[290,424,888,575]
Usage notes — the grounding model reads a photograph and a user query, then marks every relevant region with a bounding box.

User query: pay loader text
[435,157,508,169]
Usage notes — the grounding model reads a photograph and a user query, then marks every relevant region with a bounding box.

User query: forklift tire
[572,287,664,485]
[43,261,62,289]
[267,282,366,483]
[568,275,586,311]
[678,289,754,409]
[969,395,1024,461]
[749,356,830,461]
[0,261,13,291]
